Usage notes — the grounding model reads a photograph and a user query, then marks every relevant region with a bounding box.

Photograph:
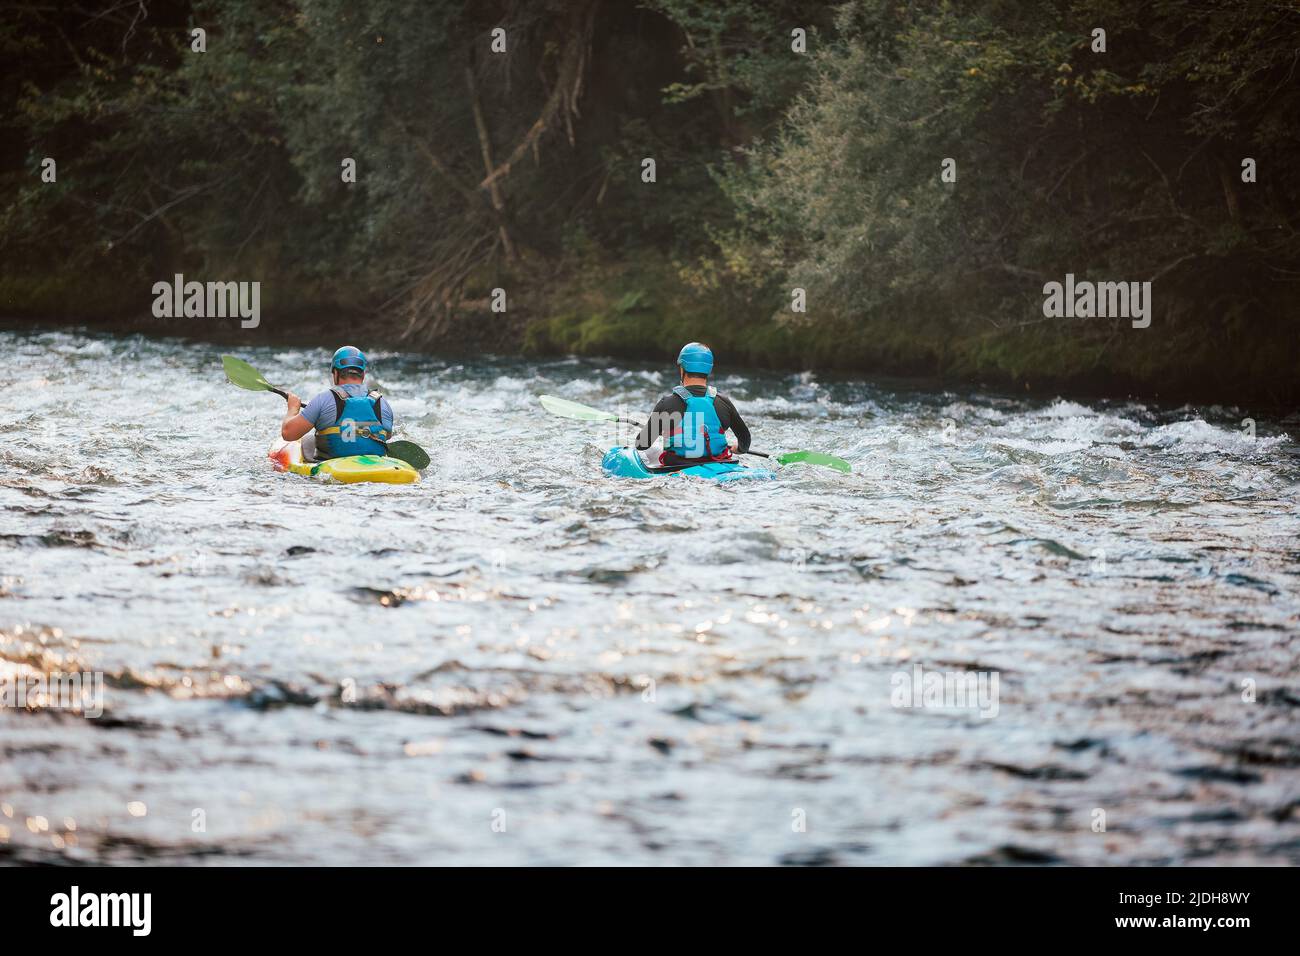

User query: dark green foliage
[714,0,1300,400]
[1,0,1296,401]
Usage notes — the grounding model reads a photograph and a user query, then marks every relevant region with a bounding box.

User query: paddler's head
[330,345,368,385]
[676,342,714,386]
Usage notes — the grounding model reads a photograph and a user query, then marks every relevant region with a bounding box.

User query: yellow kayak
[268,440,419,485]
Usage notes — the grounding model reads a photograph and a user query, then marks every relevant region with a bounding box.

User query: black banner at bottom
[0,865,1286,941]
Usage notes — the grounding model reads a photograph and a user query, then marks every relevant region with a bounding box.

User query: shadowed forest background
[2,0,1298,402]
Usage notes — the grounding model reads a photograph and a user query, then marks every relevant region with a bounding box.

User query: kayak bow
[269,440,419,485]
[601,447,775,482]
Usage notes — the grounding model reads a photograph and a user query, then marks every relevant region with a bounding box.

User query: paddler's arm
[635,395,682,449]
[281,392,313,442]
[719,395,751,454]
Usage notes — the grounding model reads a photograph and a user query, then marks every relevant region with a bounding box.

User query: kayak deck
[269,440,419,484]
[601,446,774,482]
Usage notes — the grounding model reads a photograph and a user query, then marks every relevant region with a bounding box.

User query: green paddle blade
[221,355,273,392]
[775,450,852,473]
[539,394,619,423]
[386,440,430,471]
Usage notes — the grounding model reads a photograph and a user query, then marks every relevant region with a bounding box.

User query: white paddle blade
[539,394,618,422]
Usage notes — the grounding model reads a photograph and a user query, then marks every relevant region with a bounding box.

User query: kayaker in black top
[635,343,752,467]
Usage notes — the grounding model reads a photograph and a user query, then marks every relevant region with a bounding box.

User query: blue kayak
[601,447,776,482]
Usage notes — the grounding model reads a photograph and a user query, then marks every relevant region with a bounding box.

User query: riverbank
[5,260,1296,410]
[6,0,1297,415]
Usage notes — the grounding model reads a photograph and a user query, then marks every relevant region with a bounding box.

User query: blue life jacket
[663,385,731,461]
[315,386,389,459]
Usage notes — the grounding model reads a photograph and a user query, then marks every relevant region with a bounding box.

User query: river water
[1,327,1297,865]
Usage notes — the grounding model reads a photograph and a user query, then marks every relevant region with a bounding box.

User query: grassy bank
[519,261,1299,407]
[6,258,1296,408]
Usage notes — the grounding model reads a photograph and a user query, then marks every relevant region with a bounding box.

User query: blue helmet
[676,342,714,375]
[331,345,367,375]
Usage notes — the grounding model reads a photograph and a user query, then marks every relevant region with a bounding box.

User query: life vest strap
[316,425,389,439]
[671,384,717,402]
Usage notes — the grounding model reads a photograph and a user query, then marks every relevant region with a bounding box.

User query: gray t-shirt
[302,382,394,434]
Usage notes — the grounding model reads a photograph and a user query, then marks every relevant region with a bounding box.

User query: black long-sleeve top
[634,385,751,461]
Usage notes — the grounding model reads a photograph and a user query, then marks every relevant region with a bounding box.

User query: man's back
[635,384,751,464]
